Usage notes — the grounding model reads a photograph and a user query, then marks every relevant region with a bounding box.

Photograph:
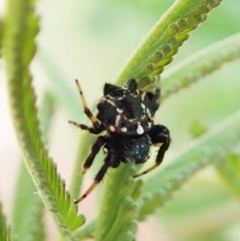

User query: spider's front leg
[75,147,119,203]
[134,125,170,178]
[68,79,104,134]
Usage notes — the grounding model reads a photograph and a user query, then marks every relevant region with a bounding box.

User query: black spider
[69,79,170,203]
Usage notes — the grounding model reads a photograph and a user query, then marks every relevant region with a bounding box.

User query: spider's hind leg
[134,124,170,178]
[68,79,103,134]
[75,161,110,203]
[81,136,106,174]
[75,148,119,203]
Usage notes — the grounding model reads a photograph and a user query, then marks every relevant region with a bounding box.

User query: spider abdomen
[105,133,152,164]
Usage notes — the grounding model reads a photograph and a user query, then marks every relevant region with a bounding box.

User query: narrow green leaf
[114,0,222,88]
[24,200,46,241]
[116,231,136,241]
[37,49,91,199]
[74,180,142,240]
[12,92,56,241]
[12,164,45,241]
[0,202,11,241]
[161,32,240,100]
[0,18,3,58]
[3,0,85,239]
[95,165,138,241]
[216,153,240,200]
[74,220,95,240]
[138,109,240,220]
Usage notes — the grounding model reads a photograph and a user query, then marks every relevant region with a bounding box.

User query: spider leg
[75,148,119,203]
[134,125,170,178]
[68,121,103,134]
[68,79,104,133]
[75,79,101,128]
[81,136,106,174]
[75,161,110,203]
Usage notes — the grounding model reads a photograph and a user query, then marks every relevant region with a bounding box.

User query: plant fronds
[161,32,240,100]
[114,0,222,89]
[3,0,84,239]
[138,109,240,220]
[0,202,11,241]
[92,1,224,240]
[2,0,238,240]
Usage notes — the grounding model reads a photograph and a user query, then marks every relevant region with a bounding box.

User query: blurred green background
[1,0,240,240]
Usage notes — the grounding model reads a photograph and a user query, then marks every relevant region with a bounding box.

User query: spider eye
[104,83,124,97]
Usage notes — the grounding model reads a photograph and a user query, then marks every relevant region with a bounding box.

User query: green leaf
[95,165,139,241]
[0,18,3,58]
[3,0,85,239]
[161,32,240,100]
[12,163,45,241]
[74,220,96,240]
[216,153,240,200]
[138,109,240,220]
[12,92,56,241]
[114,0,222,89]
[0,202,11,241]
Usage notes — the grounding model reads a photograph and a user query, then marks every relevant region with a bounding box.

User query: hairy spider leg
[134,125,170,178]
[68,79,103,134]
[75,157,112,203]
[81,136,106,174]
[68,121,103,134]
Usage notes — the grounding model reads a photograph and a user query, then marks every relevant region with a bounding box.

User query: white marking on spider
[115,115,121,125]
[141,92,146,100]
[148,122,152,128]
[103,147,108,154]
[109,125,115,132]
[141,103,145,109]
[121,127,127,132]
[116,108,123,113]
[105,99,116,107]
[146,108,152,117]
[136,123,144,135]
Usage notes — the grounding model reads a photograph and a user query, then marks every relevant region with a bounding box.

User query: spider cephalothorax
[69,79,170,203]
[96,79,160,136]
